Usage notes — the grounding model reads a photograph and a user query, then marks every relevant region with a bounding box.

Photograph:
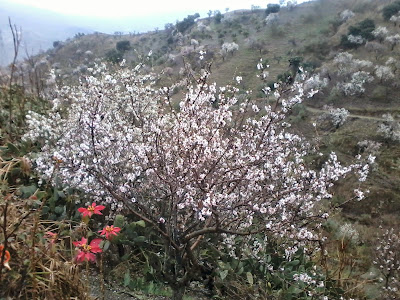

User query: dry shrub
[0,153,91,299]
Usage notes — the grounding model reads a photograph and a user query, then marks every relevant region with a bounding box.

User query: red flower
[0,245,11,270]
[78,202,105,217]
[73,237,102,263]
[45,232,58,244]
[99,225,121,240]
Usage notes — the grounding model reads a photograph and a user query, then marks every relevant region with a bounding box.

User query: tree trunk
[172,285,186,300]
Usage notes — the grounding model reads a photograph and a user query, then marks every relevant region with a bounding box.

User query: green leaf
[54,206,65,215]
[147,281,155,293]
[246,272,254,285]
[288,285,303,294]
[36,191,47,200]
[41,206,49,215]
[288,260,300,267]
[237,266,244,275]
[103,240,111,251]
[7,142,20,156]
[219,269,229,280]
[133,236,146,243]
[114,215,125,228]
[20,184,37,198]
[124,270,131,286]
[134,220,146,227]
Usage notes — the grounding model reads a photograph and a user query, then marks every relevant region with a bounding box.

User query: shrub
[348,18,376,41]
[24,63,371,300]
[105,49,123,64]
[266,4,280,15]
[116,40,131,52]
[176,13,200,33]
[214,11,223,24]
[382,1,400,21]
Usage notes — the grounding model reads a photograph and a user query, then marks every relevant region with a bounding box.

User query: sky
[7,0,284,18]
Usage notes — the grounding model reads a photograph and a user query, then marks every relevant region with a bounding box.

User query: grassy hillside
[5,0,400,232]
[3,0,400,298]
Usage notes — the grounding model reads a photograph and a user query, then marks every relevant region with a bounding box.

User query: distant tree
[74,32,85,38]
[337,71,374,96]
[382,1,400,21]
[365,41,386,60]
[340,35,357,49]
[207,10,212,18]
[190,39,199,49]
[273,54,282,64]
[289,56,303,76]
[164,23,174,34]
[348,18,376,41]
[341,18,376,48]
[249,38,266,54]
[214,10,223,24]
[266,4,280,15]
[286,1,297,11]
[385,34,400,50]
[390,14,400,27]
[116,40,131,52]
[53,41,61,48]
[378,114,400,141]
[105,49,123,64]
[375,65,395,84]
[372,26,389,43]
[347,34,365,45]
[176,13,200,33]
[265,13,280,25]
[340,10,355,22]
[386,57,400,74]
[220,42,239,60]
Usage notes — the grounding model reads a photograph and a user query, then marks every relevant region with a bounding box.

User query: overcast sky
[1,0,310,35]
[6,0,285,18]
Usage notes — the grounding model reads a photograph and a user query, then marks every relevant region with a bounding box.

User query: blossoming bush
[25,61,371,299]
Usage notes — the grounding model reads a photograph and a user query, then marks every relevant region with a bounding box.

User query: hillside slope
[3,0,400,220]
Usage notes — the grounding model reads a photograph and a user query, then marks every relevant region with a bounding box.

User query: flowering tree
[372,26,389,43]
[221,42,239,56]
[25,62,370,299]
[374,228,400,299]
[336,71,374,96]
[340,9,355,22]
[378,114,400,142]
[389,14,400,27]
[190,38,199,50]
[347,34,365,45]
[332,52,374,96]
[326,106,350,128]
[265,13,280,25]
[386,57,400,74]
[385,34,400,50]
[365,41,386,60]
[375,65,395,84]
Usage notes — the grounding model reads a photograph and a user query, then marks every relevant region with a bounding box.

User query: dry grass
[0,151,92,299]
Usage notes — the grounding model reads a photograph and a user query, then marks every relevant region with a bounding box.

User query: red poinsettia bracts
[0,245,11,270]
[99,225,121,240]
[77,202,105,217]
[73,237,102,263]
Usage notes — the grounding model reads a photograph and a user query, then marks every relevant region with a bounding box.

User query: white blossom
[340,9,355,21]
